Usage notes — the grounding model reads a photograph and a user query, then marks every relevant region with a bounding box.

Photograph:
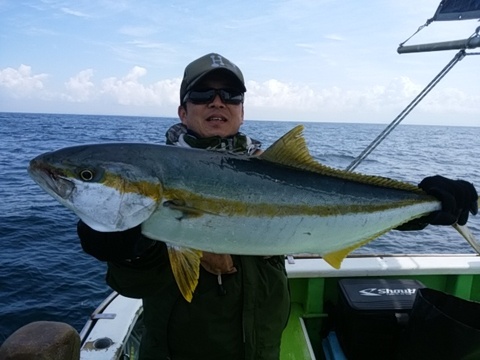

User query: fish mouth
[28,161,75,199]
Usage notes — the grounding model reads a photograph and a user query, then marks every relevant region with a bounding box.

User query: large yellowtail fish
[28,126,479,301]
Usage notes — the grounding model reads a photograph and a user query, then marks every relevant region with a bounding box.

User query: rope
[345,49,467,172]
[398,18,434,49]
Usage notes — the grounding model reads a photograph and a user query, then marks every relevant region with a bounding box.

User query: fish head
[28,144,163,232]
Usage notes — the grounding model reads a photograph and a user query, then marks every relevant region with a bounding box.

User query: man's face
[178,75,244,138]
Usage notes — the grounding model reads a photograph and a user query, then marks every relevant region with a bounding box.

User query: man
[78,53,478,360]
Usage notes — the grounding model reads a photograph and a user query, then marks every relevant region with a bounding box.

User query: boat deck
[79,254,480,359]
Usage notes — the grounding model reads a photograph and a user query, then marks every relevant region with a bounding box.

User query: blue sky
[1,0,479,126]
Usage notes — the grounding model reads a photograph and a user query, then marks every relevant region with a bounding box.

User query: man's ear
[178,104,187,123]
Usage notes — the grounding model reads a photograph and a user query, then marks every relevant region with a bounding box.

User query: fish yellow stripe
[103,172,162,202]
[163,188,434,218]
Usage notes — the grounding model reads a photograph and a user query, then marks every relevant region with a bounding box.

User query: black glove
[77,220,157,262]
[419,175,478,226]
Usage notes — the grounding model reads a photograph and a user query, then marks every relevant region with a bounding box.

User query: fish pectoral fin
[167,244,202,302]
[163,199,207,219]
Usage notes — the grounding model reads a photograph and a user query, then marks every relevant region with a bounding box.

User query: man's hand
[77,220,156,262]
[200,252,237,275]
[419,175,478,226]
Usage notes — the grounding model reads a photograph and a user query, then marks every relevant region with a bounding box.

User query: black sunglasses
[183,88,244,105]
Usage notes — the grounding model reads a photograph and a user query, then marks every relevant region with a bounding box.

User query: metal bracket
[91,313,116,320]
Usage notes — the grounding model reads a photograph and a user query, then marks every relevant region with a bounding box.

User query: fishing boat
[78,1,480,359]
[77,254,480,360]
[3,1,480,359]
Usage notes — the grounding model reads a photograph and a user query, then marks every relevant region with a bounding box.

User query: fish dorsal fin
[167,244,202,302]
[260,125,422,193]
[259,125,313,169]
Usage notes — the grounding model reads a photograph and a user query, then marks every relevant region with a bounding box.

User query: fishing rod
[344,48,466,172]
[345,25,480,172]
[346,10,480,172]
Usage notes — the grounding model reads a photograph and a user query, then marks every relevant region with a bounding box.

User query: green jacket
[84,126,290,359]
[106,242,290,360]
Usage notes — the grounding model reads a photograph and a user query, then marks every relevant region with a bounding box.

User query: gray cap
[180,53,246,103]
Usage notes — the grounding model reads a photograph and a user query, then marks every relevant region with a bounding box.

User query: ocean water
[1,112,479,344]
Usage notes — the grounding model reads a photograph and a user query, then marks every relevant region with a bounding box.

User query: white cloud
[349,76,423,112]
[247,79,320,110]
[0,65,48,97]
[64,69,95,102]
[119,26,157,37]
[245,76,480,122]
[419,87,480,114]
[101,66,180,107]
[324,34,345,41]
[126,40,168,49]
[1,63,478,124]
[60,7,90,18]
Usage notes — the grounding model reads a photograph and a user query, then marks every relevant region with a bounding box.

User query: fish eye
[79,169,94,181]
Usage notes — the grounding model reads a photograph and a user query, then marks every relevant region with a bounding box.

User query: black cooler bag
[397,287,480,360]
[335,278,424,359]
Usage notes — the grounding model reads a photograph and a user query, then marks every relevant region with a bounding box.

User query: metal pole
[345,50,466,172]
[398,36,480,54]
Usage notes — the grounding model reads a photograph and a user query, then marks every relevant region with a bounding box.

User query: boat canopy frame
[346,3,480,172]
